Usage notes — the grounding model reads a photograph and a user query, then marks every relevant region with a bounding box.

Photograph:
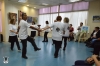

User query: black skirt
[30,31,36,37]
[9,35,18,42]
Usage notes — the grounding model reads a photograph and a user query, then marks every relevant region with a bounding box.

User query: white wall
[1,1,39,42]
[87,0,100,34]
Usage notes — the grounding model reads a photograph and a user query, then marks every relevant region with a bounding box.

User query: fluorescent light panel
[69,0,80,2]
[18,0,27,3]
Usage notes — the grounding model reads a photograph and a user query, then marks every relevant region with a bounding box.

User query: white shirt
[50,22,65,41]
[19,20,30,39]
[30,25,38,31]
[78,26,82,32]
[45,24,50,32]
[63,23,70,37]
[9,24,17,36]
[93,32,97,38]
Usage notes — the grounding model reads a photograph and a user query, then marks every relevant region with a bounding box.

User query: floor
[0,37,93,66]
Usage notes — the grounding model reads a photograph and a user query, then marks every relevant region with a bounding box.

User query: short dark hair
[22,13,26,19]
[32,21,35,24]
[10,19,14,24]
[70,24,72,26]
[64,17,69,23]
[56,16,62,21]
[46,21,49,24]
[95,27,100,30]
[80,22,83,24]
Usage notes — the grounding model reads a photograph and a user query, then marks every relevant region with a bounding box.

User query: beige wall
[1,0,39,42]
[87,0,100,34]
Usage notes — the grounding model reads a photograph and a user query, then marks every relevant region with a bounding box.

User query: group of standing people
[8,12,83,59]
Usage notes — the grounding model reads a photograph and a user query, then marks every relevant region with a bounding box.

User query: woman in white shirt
[62,17,70,51]
[30,21,38,39]
[9,19,21,51]
[42,16,65,58]
[42,21,50,42]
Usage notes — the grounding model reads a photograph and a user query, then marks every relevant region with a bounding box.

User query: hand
[38,29,42,32]
[16,32,18,34]
[92,55,98,59]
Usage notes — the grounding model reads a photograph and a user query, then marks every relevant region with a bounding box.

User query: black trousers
[10,36,20,50]
[73,60,92,66]
[43,32,48,41]
[54,40,62,57]
[62,37,68,49]
[21,36,38,57]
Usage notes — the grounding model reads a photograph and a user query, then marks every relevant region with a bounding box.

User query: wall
[87,0,100,34]
[1,0,39,42]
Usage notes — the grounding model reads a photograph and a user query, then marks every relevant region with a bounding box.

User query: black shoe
[42,41,45,42]
[22,56,28,59]
[11,48,13,51]
[63,48,65,51]
[45,41,48,42]
[54,56,58,58]
[18,49,21,51]
[35,48,41,51]
[75,40,78,42]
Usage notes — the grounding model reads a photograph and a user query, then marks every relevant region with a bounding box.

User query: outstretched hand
[92,55,98,59]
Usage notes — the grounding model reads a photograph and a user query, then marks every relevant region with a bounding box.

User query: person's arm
[92,55,100,66]
[30,26,41,31]
[77,26,80,30]
[42,26,51,31]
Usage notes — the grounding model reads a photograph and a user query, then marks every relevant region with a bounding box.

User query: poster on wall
[81,26,89,33]
[8,13,17,22]
[93,16,100,22]
[27,16,33,23]
[33,17,38,23]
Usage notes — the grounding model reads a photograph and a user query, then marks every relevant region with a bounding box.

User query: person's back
[52,22,65,41]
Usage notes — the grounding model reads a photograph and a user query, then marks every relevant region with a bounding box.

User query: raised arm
[92,55,100,66]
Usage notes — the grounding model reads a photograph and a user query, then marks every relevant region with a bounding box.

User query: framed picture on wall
[27,16,33,23]
[33,17,38,23]
[8,13,17,21]
[93,16,100,22]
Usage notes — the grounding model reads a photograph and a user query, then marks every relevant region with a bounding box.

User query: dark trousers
[11,36,20,50]
[21,36,38,57]
[62,37,68,49]
[93,40,100,55]
[43,32,48,41]
[54,40,62,57]
[73,60,92,66]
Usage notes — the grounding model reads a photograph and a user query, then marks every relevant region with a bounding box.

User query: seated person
[85,27,100,46]
[69,24,74,41]
[75,22,83,42]
[73,55,100,66]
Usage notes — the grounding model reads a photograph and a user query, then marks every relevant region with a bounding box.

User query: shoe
[22,56,28,59]
[45,41,48,42]
[75,40,78,42]
[35,48,41,51]
[18,49,21,51]
[63,48,65,51]
[11,48,13,51]
[42,41,45,42]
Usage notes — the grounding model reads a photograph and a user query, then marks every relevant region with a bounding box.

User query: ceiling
[7,0,96,9]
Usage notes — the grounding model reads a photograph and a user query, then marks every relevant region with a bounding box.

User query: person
[69,24,74,41]
[73,55,100,66]
[75,22,83,42]
[9,19,21,51]
[85,27,100,47]
[42,21,50,42]
[42,16,65,58]
[62,17,70,51]
[18,13,41,59]
[30,21,38,39]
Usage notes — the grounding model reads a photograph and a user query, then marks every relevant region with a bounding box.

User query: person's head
[22,13,27,21]
[70,24,72,27]
[10,19,16,25]
[45,21,49,24]
[56,16,62,21]
[32,21,35,25]
[64,17,69,23]
[95,27,100,31]
[80,22,83,26]
[86,57,94,65]
[54,20,57,22]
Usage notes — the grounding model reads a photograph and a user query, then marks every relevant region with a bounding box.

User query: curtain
[38,11,88,33]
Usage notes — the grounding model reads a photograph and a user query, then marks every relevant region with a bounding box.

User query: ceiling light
[69,0,80,2]
[27,5,29,6]
[34,7,36,8]
[42,3,48,6]
[18,0,27,3]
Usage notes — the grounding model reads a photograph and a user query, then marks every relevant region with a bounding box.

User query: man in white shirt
[75,22,83,42]
[18,13,41,59]
[42,16,65,58]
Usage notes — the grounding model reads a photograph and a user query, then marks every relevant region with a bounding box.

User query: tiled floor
[0,37,93,66]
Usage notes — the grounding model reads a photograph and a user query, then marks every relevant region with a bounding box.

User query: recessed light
[42,3,48,6]
[69,0,80,2]
[27,5,29,6]
[34,7,36,8]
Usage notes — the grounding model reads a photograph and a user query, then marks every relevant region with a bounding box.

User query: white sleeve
[24,22,31,28]
[9,24,12,30]
[50,24,54,28]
